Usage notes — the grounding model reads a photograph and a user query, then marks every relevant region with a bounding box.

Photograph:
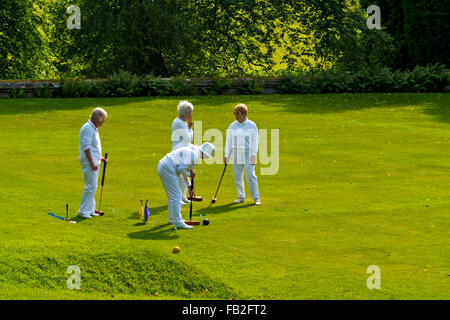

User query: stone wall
[0,79,281,98]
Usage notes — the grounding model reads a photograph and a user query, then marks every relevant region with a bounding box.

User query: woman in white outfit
[224,104,261,205]
[158,142,215,229]
[78,108,108,218]
[171,101,194,204]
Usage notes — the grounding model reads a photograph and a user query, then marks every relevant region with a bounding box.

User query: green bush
[202,74,232,95]
[170,78,196,96]
[277,64,449,94]
[9,88,25,99]
[277,71,316,94]
[108,70,142,97]
[407,64,450,93]
[142,75,172,96]
[90,80,111,97]
[61,80,93,98]
[33,84,51,98]
[239,79,265,95]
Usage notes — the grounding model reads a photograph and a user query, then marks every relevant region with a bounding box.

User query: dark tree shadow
[0,97,146,115]
[127,223,179,240]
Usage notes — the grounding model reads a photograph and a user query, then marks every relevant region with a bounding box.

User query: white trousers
[157,159,183,223]
[178,175,188,200]
[233,164,260,200]
[79,160,99,216]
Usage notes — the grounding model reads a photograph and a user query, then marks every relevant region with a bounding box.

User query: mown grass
[0,93,449,299]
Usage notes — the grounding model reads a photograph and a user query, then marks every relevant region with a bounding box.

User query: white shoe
[234,198,245,204]
[181,197,189,203]
[173,220,193,229]
[91,213,99,217]
[254,199,261,205]
[77,213,92,219]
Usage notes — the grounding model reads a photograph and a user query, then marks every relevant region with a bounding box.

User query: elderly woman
[158,142,215,229]
[171,101,194,204]
[78,107,108,219]
[224,103,261,205]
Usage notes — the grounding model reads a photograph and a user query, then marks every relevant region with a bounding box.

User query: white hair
[90,107,107,123]
[177,101,193,117]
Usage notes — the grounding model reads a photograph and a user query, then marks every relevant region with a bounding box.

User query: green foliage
[407,64,450,93]
[202,75,233,95]
[0,0,46,79]
[278,64,450,94]
[239,79,265,95]
[360,0,450,69]
[142,75,172,97]
[33,84,51,98]
[9,88,25,99]
[277,71,316,94]
[169,78,197,96]
[61,80,93,98]
[107,70,142,97]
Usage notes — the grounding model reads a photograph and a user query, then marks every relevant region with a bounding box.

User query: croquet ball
[203,219,209,226]
[173,246,180,253]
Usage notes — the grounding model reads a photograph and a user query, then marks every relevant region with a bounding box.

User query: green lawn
[0,93,449,300]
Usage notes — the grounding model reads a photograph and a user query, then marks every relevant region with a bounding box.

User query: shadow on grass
[127,223,178,240]
[194,202,255,216]
[2,93,448,123]
[191,93,450,123]
[0,97,156,115]
[127,205,167,220]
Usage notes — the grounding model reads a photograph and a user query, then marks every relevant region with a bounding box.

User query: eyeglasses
[234,112,241,115]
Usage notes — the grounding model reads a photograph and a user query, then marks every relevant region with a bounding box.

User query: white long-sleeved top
[162,145,201,187]
[224,119,259,163]
[79,120,102,164]
[171,117,193,151]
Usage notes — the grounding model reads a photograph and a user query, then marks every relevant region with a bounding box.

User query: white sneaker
[173,220,193,229]
[234,198,245,204]
[91,213,99,217]
[77,213,92,219]
[254,199,261,205]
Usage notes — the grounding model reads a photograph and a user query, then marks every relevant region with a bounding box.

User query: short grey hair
[90,107,107,123]
[177,101,193,117]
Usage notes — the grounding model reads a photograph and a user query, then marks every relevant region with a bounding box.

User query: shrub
[202,74,232,95]
[33,84,51,98]
[239,79,265,95]
[407,64,450,92]
[277,71,316,94]
[9,88,25,99]
[61,80,92,98]
[142,75,172,96]
[108,70,142,97]
[170,78,196,96]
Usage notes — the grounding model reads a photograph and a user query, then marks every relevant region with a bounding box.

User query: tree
[360,0,450,69]
[0,0,44,79]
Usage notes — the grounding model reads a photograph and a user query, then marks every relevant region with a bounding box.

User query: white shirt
[164,145,201,187]
[171,117,193,151]
[79,120,102,164]
[224,119,258,164]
